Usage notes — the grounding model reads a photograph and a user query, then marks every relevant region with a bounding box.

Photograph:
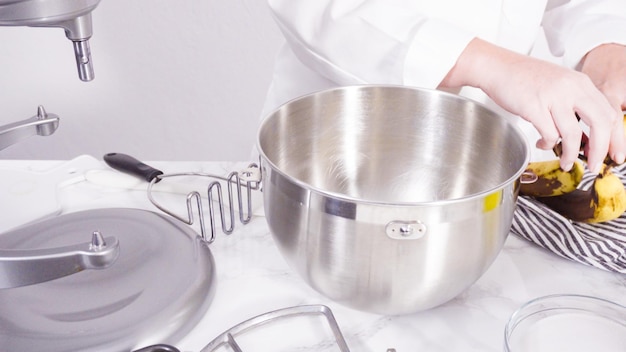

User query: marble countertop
[1,157,625,352]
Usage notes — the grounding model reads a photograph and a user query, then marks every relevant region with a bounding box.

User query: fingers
[534,134,559,152]
[532,102,614,174]
[602,95,626,165]
[576,100,617,174]
[553,106,583,172]
[608,109,626,165]
[531,108,581,172]
[578,44,626,169]
[532,111,560,150]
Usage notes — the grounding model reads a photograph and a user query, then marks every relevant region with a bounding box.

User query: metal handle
[0,231,120,289]
[104,152,164,182]
[103,153,262,243]
[0,105,60,151]
[520,170,539,184]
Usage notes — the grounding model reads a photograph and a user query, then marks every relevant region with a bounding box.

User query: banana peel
[534,164,626,223]
[520,114,626,223]
[520,159,585,197]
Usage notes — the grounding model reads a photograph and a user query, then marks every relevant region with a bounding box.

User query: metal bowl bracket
[385,220,427,240]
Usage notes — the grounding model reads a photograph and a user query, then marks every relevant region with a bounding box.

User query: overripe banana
[520,159,584,197]
[535,164,626,223]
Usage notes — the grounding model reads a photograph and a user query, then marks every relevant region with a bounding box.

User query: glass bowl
[504,294,626,351]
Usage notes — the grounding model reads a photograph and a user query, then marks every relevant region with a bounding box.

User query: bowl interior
[259,86,528,203]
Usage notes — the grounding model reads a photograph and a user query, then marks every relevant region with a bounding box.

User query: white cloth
[262,0,626,160]
[513,163,626,274]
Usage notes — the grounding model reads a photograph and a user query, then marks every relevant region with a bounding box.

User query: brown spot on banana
[520,159,584,197]
[535,165,626,223]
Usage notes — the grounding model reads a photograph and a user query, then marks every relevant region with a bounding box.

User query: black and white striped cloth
[511,163,626,274]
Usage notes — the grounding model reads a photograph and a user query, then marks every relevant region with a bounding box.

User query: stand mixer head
[0,0,101,81]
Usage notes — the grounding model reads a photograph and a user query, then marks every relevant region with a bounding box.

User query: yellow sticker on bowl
[483,190,503,212]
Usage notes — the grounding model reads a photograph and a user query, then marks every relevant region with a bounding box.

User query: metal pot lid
[0,208,215,352]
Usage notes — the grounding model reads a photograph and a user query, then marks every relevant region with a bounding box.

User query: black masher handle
[103,152,164,183]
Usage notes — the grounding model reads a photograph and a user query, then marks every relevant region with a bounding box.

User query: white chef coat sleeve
[543,0,626,69]
[267,0,476,89]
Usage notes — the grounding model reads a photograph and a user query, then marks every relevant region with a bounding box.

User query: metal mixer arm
[0,0,101,81]
[0,231,120,289]
[0,105,60,151]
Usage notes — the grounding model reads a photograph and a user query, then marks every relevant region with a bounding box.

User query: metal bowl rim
[257,84,531,207]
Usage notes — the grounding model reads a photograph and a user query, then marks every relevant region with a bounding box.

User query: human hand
[440,38,626,173]
[580,43,626,159]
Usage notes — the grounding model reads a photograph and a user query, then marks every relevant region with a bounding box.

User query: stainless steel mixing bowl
[258,85,529,315]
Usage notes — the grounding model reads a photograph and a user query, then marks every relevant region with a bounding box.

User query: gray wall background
[0,0,283,161]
